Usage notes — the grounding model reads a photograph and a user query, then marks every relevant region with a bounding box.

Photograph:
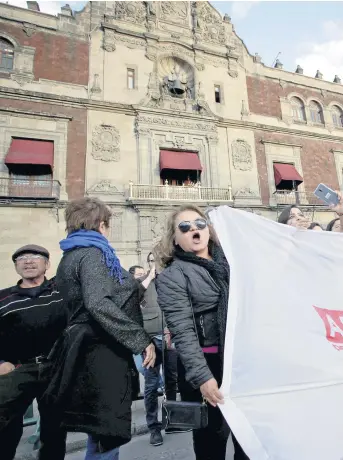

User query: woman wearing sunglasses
[154,205,248,460]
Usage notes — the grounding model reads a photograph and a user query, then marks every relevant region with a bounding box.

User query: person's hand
[0,362,15,375]
[330,191,343,216]
[200,378,224,407]
[164,328,172,349]
[148,266,156,280]
[142,343,156,369]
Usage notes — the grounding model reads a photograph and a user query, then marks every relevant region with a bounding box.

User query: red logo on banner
[314,306,343,350]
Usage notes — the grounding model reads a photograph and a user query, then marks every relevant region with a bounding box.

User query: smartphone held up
[314,184,340,207]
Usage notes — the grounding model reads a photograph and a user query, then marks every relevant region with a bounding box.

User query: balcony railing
[0,177,61,200]
[273,190,323,206]
[128,181,233,202]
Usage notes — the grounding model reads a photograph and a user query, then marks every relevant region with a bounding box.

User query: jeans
[178,354,249,460]
[144,338,177,431]
[134,354,163,388]
[85,436,119,460]
[0,362,67,460]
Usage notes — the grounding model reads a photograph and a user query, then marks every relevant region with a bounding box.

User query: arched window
[291,97,306,122]
[0,37,14,71]
[309,100,324,124]
[332,105,343,128]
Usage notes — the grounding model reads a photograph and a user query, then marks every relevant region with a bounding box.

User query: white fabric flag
[209,206,343,460]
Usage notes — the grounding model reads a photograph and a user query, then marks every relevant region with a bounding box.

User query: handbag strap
[161,269,205,404]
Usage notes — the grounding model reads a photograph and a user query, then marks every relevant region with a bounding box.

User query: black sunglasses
[178,218,208,234]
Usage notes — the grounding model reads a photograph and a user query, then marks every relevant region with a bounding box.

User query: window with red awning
[5,138,54,169]
[159,150,203,186]
[273,163,303,190]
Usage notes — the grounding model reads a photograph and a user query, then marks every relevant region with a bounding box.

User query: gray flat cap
[12,244,50,262]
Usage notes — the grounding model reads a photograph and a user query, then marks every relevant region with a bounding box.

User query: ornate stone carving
[173,136,185,149]
[207,134,219,144]
[160,1,188,24]
[136,115,217,132]
[195,62,205,71]
[115,34,146,49]
[103,28,116,52]
[22,22,36,37]
[87,180,120,195]
[91,125,121,162]
[234,187,256,197]
[110,212,123,242]
[91,74,101,94]
[232,140,253,171]
[228,59,238,78]
[151,215,166,243]
[115,2,146,24]
[194,2,226,45]
[10,72,33,86]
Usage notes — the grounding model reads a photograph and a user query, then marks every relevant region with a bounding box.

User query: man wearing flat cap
[0,244,68,460]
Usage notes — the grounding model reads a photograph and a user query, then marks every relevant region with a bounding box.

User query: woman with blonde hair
[155,204,248,460]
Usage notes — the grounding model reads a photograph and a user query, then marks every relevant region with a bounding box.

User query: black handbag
[161,297,208,431]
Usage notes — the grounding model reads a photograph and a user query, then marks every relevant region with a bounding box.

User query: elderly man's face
[15,253,50,280]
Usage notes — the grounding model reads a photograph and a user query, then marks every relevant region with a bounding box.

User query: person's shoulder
[157,260,185,283]
[0,285,17,302]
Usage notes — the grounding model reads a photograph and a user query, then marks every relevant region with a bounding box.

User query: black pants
[178,354,249,460]
[0,362,67,460]
[144,338,178,431]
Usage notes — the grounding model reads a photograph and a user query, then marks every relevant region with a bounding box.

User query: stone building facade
[0,1,342,285]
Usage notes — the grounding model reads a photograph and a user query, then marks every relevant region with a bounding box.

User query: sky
[4,1,343,82]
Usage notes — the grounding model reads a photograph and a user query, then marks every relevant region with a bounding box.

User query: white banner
[209,206,343,460]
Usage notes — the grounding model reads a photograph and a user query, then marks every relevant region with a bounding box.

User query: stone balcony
[273,190,324,207]
[0,177,61,201]
[128,181,233,205]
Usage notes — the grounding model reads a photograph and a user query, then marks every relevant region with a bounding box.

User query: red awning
[273,163,303,186]
[5,139,54,168]
[160,150,202,172]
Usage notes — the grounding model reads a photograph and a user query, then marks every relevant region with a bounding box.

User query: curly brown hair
[153,204,218,268]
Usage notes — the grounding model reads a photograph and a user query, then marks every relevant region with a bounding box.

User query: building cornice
[0,106,73,121]
[2,86,343,144]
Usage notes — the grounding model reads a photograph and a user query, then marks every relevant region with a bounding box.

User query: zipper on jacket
[200,315,206,338]
[206,272,219,291]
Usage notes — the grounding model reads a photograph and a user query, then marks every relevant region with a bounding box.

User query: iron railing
[273,190,324,206]
[128,182,233,202]
[0,177,61,200]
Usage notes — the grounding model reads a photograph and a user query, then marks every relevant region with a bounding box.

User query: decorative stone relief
[136,115,217,133]
[87,180,121,195]
[11,73,33,86]
[91,74,101,94]
[11,45,35,87]
[160,1,189,25]
[151,215,166,243]
[103,28,116,52]
[22,23,36,37]
[194,2,226,46]
[115,2,146,24]
[232,140,253,171]
[234,187,257,197]
[91,125,121,162]
[110,212,123,242]
[115,34,145,49]
[172,136,185,149]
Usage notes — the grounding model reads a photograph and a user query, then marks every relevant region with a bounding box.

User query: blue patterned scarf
[60,230,122,283]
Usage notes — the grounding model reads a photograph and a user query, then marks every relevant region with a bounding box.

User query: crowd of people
[0,192,342,460]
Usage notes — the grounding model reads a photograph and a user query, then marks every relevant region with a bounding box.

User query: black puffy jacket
[156,258,220,389]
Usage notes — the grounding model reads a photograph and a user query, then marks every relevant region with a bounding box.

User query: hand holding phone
[314,184,340,207]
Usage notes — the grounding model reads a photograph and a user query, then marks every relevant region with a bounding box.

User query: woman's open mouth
[192,232,201,243]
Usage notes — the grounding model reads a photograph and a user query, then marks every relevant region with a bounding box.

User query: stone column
[207,134,219,188]
[136,127,151,184]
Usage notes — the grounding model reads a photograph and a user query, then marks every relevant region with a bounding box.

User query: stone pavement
[65,432,236,460]
[15,396,155,460]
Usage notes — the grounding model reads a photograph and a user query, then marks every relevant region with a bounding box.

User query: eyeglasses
[177,218,208,234]
[15,255,46,262]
